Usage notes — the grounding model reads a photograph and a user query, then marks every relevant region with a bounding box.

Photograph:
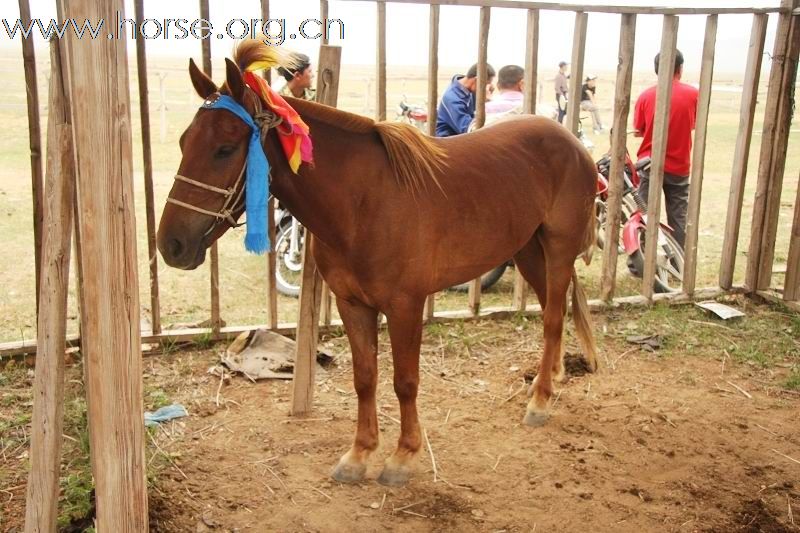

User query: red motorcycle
[595,152,685,293]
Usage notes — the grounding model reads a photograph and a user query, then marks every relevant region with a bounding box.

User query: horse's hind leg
[513,235,566,383]
[520,236,575,427]
[377,296,425,487]
[331,298,380,483]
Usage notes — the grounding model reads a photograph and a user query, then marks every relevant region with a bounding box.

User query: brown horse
[157,40,598,487]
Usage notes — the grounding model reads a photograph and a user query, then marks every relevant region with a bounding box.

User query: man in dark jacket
[435,63,496,137]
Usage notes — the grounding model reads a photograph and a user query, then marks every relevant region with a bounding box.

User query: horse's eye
[214,145,236,159]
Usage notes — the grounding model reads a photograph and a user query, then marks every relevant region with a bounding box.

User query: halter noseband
[166,89,283,239]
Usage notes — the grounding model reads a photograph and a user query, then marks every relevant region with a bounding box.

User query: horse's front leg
[378,297,425,487]
[331,297,379,483]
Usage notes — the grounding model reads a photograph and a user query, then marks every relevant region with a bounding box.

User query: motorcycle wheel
[275,221,304,298]
[626,226,685,293]
[449,264,509,293]
[595,195,636,254]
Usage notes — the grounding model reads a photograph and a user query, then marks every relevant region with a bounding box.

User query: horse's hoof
[331,461,366,484]
[377,465,412,487]
[523,410,549,427]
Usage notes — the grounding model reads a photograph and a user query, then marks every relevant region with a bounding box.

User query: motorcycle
[595,152,685,293]
[273,201,304,297]
[396,95,428,131]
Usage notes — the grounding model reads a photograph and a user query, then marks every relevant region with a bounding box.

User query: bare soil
[2,300,800,532]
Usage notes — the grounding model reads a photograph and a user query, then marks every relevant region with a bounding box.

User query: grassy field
[0,50,797,344]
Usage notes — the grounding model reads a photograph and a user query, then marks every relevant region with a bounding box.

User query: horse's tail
[579,196,596,266]
[571,267,598,371]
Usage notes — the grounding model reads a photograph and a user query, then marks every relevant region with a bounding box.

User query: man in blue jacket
[435,63,496,137]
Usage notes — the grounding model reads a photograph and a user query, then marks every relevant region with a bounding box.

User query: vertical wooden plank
[376,2,387,121]
[719,14,768,289]
[259,0,277,328]
[512,7,539,311]
[199,0,221,331]
[599,13,636,302]
[747,0,800,291]
[681,14,717,296]
[641,15,679,301]
[566,11,588,136]
[316,45,341,328]
[60,0,148,528]
[522,8,539,115]
[19,0,43,312]
[320,0,330,45]
[468,5,491,316]
[424,4,439,322]
[134,0,161,334]
[266,196,278,329]
[260,0,271,84]
[785,171,800,301]
[291,45,341,415]
[473,6,491,129]
[24,38,74,533]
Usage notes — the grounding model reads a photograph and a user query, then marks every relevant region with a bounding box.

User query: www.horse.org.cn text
[1,14,345,45]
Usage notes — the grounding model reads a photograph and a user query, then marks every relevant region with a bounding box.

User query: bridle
[166,88,283,238]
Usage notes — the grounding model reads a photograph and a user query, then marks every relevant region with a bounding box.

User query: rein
[166,88,283,239]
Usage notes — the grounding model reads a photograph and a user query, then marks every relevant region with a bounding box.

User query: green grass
[784,368,800,390]
[0,52,797,343]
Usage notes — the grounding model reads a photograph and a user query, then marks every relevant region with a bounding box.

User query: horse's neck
[267,105,375,251]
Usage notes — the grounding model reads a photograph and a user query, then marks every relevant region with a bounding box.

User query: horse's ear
[189,58,217,99]
[225,58,246,103]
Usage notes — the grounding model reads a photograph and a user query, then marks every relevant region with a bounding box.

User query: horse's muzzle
[157,231,207,270]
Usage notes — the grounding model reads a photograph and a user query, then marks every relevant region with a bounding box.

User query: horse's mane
[233,38,447,194]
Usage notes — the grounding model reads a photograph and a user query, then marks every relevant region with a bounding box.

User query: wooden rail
[641,15,679,301]
[199,0,223,333]
[346,0,785,15]
[719,14,768,290]
[59,0,149,528]
[24,38,74,533]
[18,0,43,313]
[599,12,636,302]
[291,45,343,415]
[134,0,162,334]
[681,14,717,297]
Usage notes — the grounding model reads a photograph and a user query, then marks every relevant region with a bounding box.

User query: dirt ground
[2,298,800,532]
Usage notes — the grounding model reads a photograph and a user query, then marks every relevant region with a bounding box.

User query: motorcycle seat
[635,157,651,171]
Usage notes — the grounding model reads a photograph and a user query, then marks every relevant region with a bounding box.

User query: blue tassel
[201,94,273,255]
[245,232,270,254]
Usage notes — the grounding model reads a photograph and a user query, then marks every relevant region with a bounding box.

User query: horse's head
[157,58,260,269]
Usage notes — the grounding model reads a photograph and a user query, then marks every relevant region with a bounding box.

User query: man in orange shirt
[633,50,698,248]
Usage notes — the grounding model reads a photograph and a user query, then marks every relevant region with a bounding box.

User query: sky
[0,0,786,76]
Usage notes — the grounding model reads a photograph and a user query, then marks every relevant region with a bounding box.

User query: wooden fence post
[134,0,162,334]
[641,15,679,301]
[24,38,74,533]
[566,11,588,136]
[18,0,43,312]
[785,171,800,301]
[599,12,636,302]
[291,45,342,415]
[60,0,149,528]
[320,0,330,45]
[424,3,440,322]
[514,8,539,312]
[681,14,717,296]
[468,5,491,317]
[746,0,800,292]
[719,14,768,289]
[376,2,387,121]
[199,0,222,332]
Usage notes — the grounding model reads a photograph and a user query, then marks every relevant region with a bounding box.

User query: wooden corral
[8,0,800,530]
